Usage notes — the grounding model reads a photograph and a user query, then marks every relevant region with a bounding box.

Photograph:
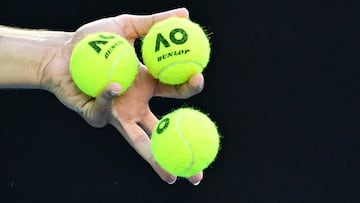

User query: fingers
[113,8,189,39]
[188,172,204,186]
[117,121,177,184]
[85,83,121,127]
[154,73,205,99]
[139,109,159,135]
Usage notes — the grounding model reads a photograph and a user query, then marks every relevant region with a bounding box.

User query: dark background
[1,0,359,202]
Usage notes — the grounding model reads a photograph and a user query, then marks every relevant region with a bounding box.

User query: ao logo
[155,28,188,52]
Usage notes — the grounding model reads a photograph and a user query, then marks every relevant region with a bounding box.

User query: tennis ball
[70,32,138,97]
[151,107,220,177]
[142,17,210,85]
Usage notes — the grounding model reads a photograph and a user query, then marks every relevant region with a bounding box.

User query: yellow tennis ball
[70,32,138,97]
[141,17,211,85]
[151,107,220,177]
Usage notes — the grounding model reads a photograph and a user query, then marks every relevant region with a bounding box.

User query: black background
[1,0,359,202]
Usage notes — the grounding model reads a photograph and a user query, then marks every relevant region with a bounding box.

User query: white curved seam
[176,111,194,174]
[108,51,128,81]
[157,61,203,78]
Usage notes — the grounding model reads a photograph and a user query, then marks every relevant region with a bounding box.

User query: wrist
[0,26,72,89]
[37,31,74,92]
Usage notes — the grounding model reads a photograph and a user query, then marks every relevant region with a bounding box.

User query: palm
[111,65,157,132]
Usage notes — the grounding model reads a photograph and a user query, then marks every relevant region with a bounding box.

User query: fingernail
[167,176,177,184]
[110,90,120,97]
[192,181,201,186]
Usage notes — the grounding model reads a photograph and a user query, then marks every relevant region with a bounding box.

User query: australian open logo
[154,28,191,62]
[156,118,170,134]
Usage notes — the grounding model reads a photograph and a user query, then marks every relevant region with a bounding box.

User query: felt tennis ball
[70,32,138,97]
[142,17,210,85]
[151,107,220,177]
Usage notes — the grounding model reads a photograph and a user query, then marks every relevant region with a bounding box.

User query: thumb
[85,83,121,127]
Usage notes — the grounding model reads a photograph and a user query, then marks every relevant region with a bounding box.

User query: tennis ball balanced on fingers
[70,32,138,97]
[151,108,220,178]
[141,17,210,85]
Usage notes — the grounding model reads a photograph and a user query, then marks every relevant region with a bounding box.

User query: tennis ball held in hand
[142,17,210,85]
[70,32,138,97]
[151,108,220,177]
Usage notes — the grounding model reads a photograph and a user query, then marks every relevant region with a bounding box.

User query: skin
[0,8,204,185]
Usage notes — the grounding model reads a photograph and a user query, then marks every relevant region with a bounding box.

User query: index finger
[112,7,189,39]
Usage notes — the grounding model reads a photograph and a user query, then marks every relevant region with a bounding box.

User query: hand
[43,8,205,185]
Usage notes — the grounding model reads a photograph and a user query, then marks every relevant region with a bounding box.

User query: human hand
[43,8,205,185]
